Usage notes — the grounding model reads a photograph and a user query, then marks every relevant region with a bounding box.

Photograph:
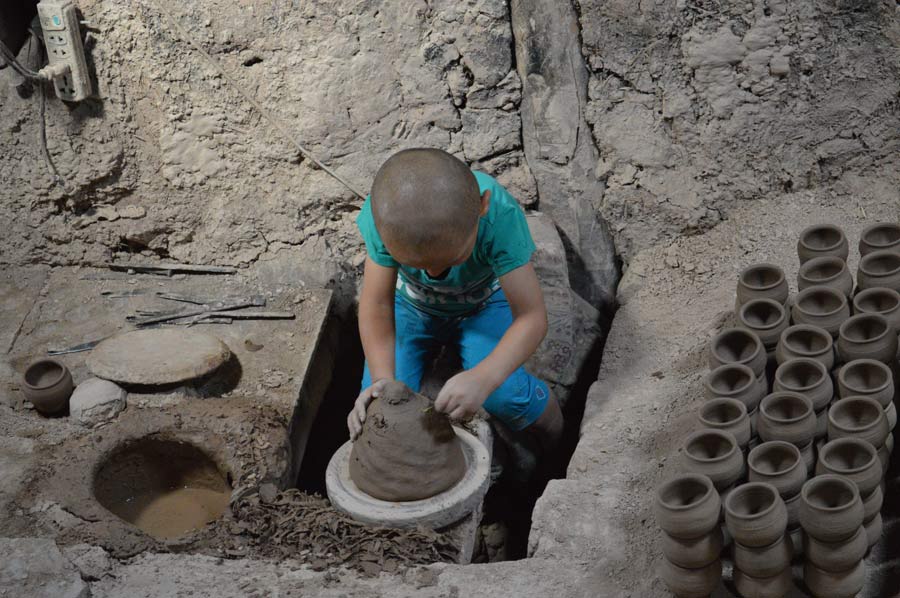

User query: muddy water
[116,486,231,539]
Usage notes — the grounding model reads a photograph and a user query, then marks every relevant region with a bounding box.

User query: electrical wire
[0,37,46,81]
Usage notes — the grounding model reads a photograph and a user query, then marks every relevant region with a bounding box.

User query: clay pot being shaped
[773,358,833,412]
[775,325,835,370]
[659,557,722,598]
[654,474,722,540]
[837,313,898,364]
[791,286,850,338]
[681,430,745,491]
[704,364,764,413]
[853,287,900,333]
[837,359,894,408]
[748,441,807,499]
[738,299,789,350]
[709,328,767,378]
[797,224,849,264]
[660,527,724,569]
[805,525,867,573]
[698,398,751,449]
[859,222,900,257]
[21,358,74,415]
[733,533,793,579]
[815,438,881,497]
[827,396,890,449]
[757,392,816,447]
[804,560,865,598]
[733,567,793,598]
[864,511,883,549]
[799,475,864,542]
[798,256,854,297]
[737,263,789,308]
[858,249,900,293]
[724,483,788,548]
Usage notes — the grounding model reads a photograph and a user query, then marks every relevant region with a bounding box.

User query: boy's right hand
[347,378,392,441]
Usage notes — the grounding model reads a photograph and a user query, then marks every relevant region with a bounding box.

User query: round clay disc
[87,328,231,385]
[325,426,490,529]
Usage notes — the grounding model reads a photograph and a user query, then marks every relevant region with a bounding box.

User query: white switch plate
[37,0,92,101]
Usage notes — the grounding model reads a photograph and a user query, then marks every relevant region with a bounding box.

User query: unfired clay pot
[858,249,900,292]
[738,299,789,350]
[814,408,828,440]
[799,441,815,473]
[660,527,723,569]
[862,484,883,522]
[815,437,881,497]
[681,430,745,490]
[747,441,806,499]
[757,392,816,447]
[698,398,751,449]
[709,328,767,378]
[798,256,853,297]
[659,557,722,598]
[654,474,721,540]
[827,396,889,449]
[22,358,74,415]
[724,483,788,548]
[784,492,801,529]
[733,533,793,579]
[864,511,883,549]
[887,401,897,431]
[733,567,793,598]
[775,325,834,370]
[853,286,900,333]
[791,286,850,338]
[773,358,833,412]
[804,560,865,598]
[859,222,900,257]
[737,263,789,308]
[837,359,894,408]
[799,475,864,542]
[704,364,764,413]
[837,313,898,364]
[797,224,849,265]
[805,525,867,572]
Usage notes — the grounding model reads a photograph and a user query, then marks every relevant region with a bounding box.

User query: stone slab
[0,537,89,598]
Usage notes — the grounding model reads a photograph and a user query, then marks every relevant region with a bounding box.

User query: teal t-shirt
[357,171,535,317]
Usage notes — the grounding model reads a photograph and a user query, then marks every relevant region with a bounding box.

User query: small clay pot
[747,441,806,498]
[724,483,788,548]
[775,325,834,370]
[827,396,889,449]
[799,475,864,543]
[737,263,789,307]
[704,364,764,413]
[659,557,721,598]
[709,328,767,378]
[837,359,894,408]
[698,398,751,449]
[733,534,793,579]
[859,222,900,257]
[738,299,789,350]
[660,528,724,569]
[681,430,745,491]
[654,474,722,540]
[837,313,898,364]
[798,256,854,297]
[815,438,881,497]
[804,560,865,598]
[757,392,816,447]
[791,286,850,338]
[797,224,849,264]
[805,525,867,573]
[858,249,900,292]
[853,287,900,333]
[887,401,897,431]
[862,484,884,521]
[773,358,833,412]
[864,511,883,549]
[733,567,793,598]
[21,358,74,415]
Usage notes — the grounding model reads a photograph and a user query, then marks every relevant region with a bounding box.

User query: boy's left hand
[434,370,490,421]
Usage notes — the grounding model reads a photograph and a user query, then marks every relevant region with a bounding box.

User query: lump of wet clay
[349,380,466,501]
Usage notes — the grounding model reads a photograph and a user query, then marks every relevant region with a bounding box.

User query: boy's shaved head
[371,148,482,260]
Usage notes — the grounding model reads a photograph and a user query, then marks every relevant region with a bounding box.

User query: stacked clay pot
[774,325,835,371]
[654,475,723,598]
[708,328,768,435]
[698,399,751,453]
[798,224,849,265]
[773,358,833,443]
[837,313,898,365]
[858,249,900,293]
[837,359,896,436]
[799,475,866,598]
[748,441,807,558]
[798,256,853,298]
[704,364,764,438]
[859,223,900,257]
[680,430,745,493]
[757,391,816,473]
[737,298,789,356]
[827,396,891,476]
[791,286,850,338]
[724,483,792,597]
[853,287,900,334]
[736,263,789,309]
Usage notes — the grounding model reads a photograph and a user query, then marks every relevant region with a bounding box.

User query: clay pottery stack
[709,328,768,399]
[773,359,833,441]
[816,438,883,550]
[797,224,849,265]
[21,358,74,416]
[736,263,789,309]
[837,313,898,365]
[654,475,723,598]
[775,325,835,371]
[859,223,900,257]
[724,483,792,597]
[698,399,751,452]
[792,286,851,338]
[837,359,895,432]
[748,441,807,553]
[827,396,891,475]
[738,299,789,354]
[799,475,866,598]
[680,430,745,492]
[757,392,816,473]
[858,249,900,293]
[798,256,853,298]
[853,287,900,333]
[704,364,765,423]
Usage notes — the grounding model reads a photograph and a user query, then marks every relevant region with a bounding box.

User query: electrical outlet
[36,0,91,101]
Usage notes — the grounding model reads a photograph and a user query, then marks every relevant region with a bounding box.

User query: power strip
[36,0,91,101]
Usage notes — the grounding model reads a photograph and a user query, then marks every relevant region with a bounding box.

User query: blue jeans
[361,290,550,432]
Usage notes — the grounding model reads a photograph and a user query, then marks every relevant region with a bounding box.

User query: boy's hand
[348,378,392,441]
[434,370,491,421]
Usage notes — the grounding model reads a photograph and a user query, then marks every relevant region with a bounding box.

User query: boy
[346,148,562,455]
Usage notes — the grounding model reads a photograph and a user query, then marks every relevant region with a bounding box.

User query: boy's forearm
[359,299,395,381]
[472,309,547,393]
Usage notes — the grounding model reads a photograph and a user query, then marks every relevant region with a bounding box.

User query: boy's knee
[483,370,549,432]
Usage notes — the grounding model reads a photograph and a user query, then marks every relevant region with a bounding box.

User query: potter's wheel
[325,426,490,529]
[87,328,231,385]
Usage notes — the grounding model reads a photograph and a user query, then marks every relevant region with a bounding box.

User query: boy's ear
[479,190,491,217]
